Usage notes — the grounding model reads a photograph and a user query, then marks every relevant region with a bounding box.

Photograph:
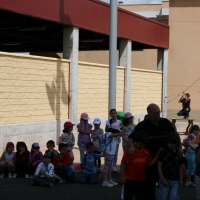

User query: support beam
[119,39,132,112]
[63,26,79,124]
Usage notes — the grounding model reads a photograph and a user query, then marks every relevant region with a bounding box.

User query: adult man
[177,92,191,118]
[128,103,175,200]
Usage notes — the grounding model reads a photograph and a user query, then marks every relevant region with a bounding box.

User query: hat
[64,121,75,128]
[6,142,14,148]
[110,123,122,132]
[32,143,40,149]
[125,112,133,119]
[192,132,200,144]
[80,112,89,120]
[43,153,51,159]
[93,117,101,124]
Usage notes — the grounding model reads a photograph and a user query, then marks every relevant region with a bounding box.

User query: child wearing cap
[121,131,161,200]
[102,122,124,187]
[45,140,58,163]
[59,121,75,165]
[77,112,92,162]
[28,143,43,178]
[0,142,16,178]
[121,112,136,152]
[91,117,103,172]
[105,109,121,172]
[53,143,76,183]
[32,153,56,188]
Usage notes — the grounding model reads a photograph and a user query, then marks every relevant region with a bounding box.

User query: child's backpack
[99,132,113,153]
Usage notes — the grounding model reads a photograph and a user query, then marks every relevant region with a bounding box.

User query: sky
[101,0,162,4]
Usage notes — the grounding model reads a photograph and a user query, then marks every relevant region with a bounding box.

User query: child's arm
[34,152,43,165]
[0,152,5,162]
[108,132,123,138]
[120,161,127,184]
[148,148,162,167]
[105,125,109,132]
[77,123,91,135]
[34,163,42,176]
[157,161,169,186]
[80,163,92,172]
[195,146,200,165]
[29,153,35,164]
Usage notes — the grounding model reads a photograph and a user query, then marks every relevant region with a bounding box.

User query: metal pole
[109,0,117,114]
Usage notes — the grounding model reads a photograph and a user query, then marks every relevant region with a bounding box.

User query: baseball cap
[125,112,133,119]
[93,117,101,125]
[64,121,75,128]
[32,143,40,149]
[110,123,122,132]
[80,112,89,120]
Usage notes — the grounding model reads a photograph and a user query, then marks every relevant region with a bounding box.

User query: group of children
[1,110,200,200]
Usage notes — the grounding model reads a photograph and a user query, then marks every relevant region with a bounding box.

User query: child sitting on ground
[32,153,56,188]
[28,143,43,178]
[158,132,184,200]
[120,131,161,200]
[91,118,103,172]
[15,141,30,178]
[59,121,75,165]
[102,122,124,187]
[45,140,58,162]
[80,142,102,184]
[0,142,16,178]
[53,143,76,183]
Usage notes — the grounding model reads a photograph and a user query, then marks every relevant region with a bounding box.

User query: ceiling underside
[0,9,159,52]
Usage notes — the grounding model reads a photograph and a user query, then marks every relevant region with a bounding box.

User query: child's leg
[102,154,114,182]
[89,173,97,184]
[68,150,74,165]
[112,144,119,170]
[158,179,170,200]
[124,179,135,200]
[7,162,14,173]
[185,153,195,184]
[78,145,85,163]
[195,175,200,200]
[137,180,148,200]
[80,172,88,184]
[0,161,5,173]
[98,157,101,168]
[168,180,179,200]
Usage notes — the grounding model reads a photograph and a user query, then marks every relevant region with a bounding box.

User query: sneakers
[25,174,29,179]
[186,182,193,186]
[108,180,118,186]
[102,181,113,187]
[112,167,117,173]
[8,173,12,178]
[0,173,4,178]
[13,173,17,178]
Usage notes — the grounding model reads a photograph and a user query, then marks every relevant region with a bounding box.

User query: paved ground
[0,121,198,200]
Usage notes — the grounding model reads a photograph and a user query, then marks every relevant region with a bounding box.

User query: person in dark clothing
[177,92,191,118]
[128,103,175,200]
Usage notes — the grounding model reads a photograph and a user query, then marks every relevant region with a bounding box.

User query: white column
[162,49,168,118]
[119,39,132,112]
[63,26,79,124]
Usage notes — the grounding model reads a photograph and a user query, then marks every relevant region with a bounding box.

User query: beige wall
[168,0,200,121]
[0,52,69,125]
[130,69,162,114]
[79,50,157,71]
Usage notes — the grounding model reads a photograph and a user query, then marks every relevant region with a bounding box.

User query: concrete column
[119,39,132,112]
[157,48,164,71]
[162,49,168,118]
[63,26,79,124]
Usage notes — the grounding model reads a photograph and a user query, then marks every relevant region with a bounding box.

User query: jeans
[177,109,189,118]
[80,172,97,184]
[32,176,56,186]
[56,166,76,183]
[158,179,180,200]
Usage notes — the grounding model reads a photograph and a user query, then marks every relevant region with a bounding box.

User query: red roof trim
[0,0,169,48]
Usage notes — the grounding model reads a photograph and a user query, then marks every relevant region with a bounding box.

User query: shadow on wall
[45,61,69,141]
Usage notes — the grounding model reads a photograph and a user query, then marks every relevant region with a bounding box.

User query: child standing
[15,141,30,178]
[0,142,16,178]
[105,109,121,172]
[102,122,123,187]
[59,121,75,165]
[53,143,76,183]
[80,142,102,184]
[28,143,43,178]
[193,133,200,200]
[77,112,92,162]
[157,132,183,200]
[91,117,103,172]
[45,140,58,162]
[121,112,136,152]
[32,153,56,188]
[120,131,161,200]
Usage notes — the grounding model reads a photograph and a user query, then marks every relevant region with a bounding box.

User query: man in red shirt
[53,143,76,183]
[120,131,161,200]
